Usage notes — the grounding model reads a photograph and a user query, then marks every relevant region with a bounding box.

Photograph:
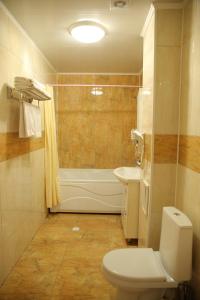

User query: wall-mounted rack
[7,77,51,102]
[7,86,33,102]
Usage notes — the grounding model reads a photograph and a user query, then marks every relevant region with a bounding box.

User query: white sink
[113,167,141,184]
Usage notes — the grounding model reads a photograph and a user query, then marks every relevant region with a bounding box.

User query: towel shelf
[7,76,51,102]
[7,86,33,102]
[7,86,51,102]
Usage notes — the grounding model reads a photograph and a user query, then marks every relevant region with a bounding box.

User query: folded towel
[15,77,51,100]
[19,101,42,138]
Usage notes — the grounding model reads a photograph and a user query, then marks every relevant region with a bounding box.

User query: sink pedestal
[121,181,140,239]
[113,167,141,240]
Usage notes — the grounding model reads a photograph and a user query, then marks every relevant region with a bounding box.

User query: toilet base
[116,288,175,300]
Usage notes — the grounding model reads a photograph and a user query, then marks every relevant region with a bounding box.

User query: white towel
[19,101,42,138]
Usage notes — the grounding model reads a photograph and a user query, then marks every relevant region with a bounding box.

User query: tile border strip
[179,135,200,173]
[154,134,178,164]
[0,132,45,162]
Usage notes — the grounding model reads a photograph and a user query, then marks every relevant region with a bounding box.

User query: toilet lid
[103,248,166,282]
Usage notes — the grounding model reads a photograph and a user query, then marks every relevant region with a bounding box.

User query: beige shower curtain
[44,86,60,208]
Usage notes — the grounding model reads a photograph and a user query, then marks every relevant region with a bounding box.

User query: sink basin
[113,167,141,184]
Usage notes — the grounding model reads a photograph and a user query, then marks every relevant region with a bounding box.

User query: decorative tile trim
[179,135,200,173]
[154,134,178,163]
[0,132,45,162]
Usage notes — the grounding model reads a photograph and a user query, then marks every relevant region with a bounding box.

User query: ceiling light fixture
[91,87,103,96]
[113,0,127,8]
[69,21,106,44]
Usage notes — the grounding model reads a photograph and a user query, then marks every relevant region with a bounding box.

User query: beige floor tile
[0,213,132,299]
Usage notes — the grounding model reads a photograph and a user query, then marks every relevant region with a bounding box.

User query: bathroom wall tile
[0,150,47,284]
[180,37,200,136]
[179,135,200,173]
[180,0,200,137]
[154,134,178,164]
[151,163,176,213]
[0,132,45,162]
[182,0,197,44]
[0,45,54,134]
[57,74,139,86]
[140,92,154,134]
[176,165,200,237]
[57,74,138,168]
[156,9,182,46]
[142,13,155,89]
[176,1,200,296]
[138,205,149,247]
[148,211,162,250]
[176,165,200,277]
[0,4,55,286]
[154,46,181,135]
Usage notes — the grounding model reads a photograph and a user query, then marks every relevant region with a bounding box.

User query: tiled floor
[0,213,132,300]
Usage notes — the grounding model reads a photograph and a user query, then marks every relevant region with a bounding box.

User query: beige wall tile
[0,150,47,284]
[143,15,155,88]
[176,1,200,297]
[154,46,181,135]
[156,9,182,46]
[148,211,162,250]
[152,164,176,213]
[180,0,200,136]
[57,74,138,168]
[0,5,55,285]
[176,165,200,283]
[138,205,149,248]
[149,164,177,249]
[180,37,200,136]
[182,0,198,44]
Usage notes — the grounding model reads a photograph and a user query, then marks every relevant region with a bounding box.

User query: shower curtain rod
[49,83,142,88]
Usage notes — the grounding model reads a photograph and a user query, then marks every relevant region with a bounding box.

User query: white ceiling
[2,0,153,73]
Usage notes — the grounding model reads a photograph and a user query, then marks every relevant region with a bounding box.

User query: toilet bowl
[102,207,193,300]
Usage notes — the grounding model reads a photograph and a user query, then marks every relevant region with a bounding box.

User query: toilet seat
[103,248,166,283]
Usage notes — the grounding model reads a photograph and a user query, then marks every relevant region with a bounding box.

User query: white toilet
[102,207,193,300]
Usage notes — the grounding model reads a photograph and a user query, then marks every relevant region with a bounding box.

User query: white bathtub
[50,169,124,213]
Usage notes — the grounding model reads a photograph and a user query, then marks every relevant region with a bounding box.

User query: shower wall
[57,74,139,168]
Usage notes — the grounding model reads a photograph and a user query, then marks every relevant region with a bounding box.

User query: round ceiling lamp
[69,21,106,44]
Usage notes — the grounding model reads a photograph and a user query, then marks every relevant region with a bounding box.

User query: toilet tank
[159,207,192,282]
